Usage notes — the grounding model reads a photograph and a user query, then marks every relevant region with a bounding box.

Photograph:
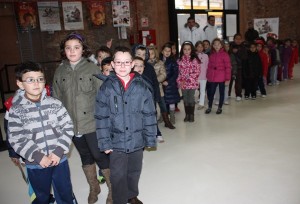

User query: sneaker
[245,96,249,100]
[276,81,280,85]
[251,96,256,100]
[175,107,180,112]
[268,83,273,86]
[262,95,267,98]
[98,175,106,184]
[215,101,219,105]
[128,197,143,204]
[197,105,204,110]
[157,136,165,143]
[224,100,229,105]
[236,96,242,101]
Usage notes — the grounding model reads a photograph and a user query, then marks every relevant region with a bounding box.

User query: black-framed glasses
[22,77,46,84]
[114,61,132,67]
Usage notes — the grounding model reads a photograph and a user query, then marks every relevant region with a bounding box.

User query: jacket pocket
[78,75,95,93]
[58,76,71,92]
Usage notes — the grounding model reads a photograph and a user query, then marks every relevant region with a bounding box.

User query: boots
[169,110,176,124]
[162,112,175,129]
[184,105,189,122]
[82,164,101,204]
[101,169,113,204]
[189,105,195,122]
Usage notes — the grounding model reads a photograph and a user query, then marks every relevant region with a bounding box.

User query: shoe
[205,108,211,114]
[175,107,180,112]
[276,81,280,85]
[245,96,249,100]
[262,95,267,98]
[157,136,165,143]
[97,175,106,184]
[289,77,294,80]
[215,101,219,105]
[224,100,229,105]
[236,96,242,101]
[128,197,143,204]
[197,105,204,110]
[268,83,272,86]
[216,109,222,114]
[251,96,256,100]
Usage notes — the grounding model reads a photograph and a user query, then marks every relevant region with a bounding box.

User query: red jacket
[289,45,299,69]
[258,50,270,78]
[206,49,231,82]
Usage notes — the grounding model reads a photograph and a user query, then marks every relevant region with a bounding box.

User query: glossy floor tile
[1,65,300,204]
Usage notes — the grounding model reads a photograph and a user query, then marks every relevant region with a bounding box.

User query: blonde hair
[147,44,159,61]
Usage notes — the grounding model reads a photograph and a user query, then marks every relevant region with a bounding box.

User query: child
[52,33,111,204]
[267,37,279,86]
[8,61,75,204]
[148,45,175,131]
[243,42,262,99]
[288,39,299,79]
[101,57,113,76]
[205,38,231,114]
[177,41,201,121]
[203,40,211,56]
[256,41,267,97]
[96,45,113,66]
[160,42,181,124]
[227,45,238,99]
[195,41,209,110]
[280,38,292,80]
[95,46,157,204]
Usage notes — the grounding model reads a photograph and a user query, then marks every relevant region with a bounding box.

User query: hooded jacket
[95,72,157,153]
[203,24,218,43]
[8,89,74,165]
[180,22,206,45]
[52,58,102,135]
[177,55,201,89]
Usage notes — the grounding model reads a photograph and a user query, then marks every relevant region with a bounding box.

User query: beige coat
[150,59,167,96]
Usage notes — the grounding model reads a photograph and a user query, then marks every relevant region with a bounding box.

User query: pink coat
[197,52,209,80]
[206,49,231,82]
[177,55,201,89]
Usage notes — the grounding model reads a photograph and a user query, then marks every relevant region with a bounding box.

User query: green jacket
[53,58,102,135]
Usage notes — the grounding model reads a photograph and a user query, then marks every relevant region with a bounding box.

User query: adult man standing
[203,15,218,43]
[244,21,259,43]
[180,16,206,45]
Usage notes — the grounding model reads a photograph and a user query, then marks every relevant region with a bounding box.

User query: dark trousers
[235,69,243,97]
[73,132,109,169]
[257,76,267,95]
[28,160,74,204]
[207,82,225,109]
[110,149,143,204]
[244,78,258,97]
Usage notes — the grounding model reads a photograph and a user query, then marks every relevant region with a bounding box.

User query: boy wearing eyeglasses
[95,47,157,204]
[8,61,76,203]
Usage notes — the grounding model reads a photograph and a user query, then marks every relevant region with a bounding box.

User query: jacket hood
[12,88,47,106]
[184,22,200,29]
[132,44,150,61]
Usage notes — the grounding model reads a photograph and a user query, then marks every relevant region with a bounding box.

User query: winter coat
[197,52,209,80]
[203,24,218,43]
[52,58,102,135]
[8,89,74,165]
[280,46,292,64]
[258,50,270,78]
[180,22,206,45]
[95,72,157,153]
[206,48,231,82]
[243,51,262,79]
[162,57,181,104]
[177,55,201,89]
[148,59,166,96]
[229,52,238,76]
[289,45,299,68]
[142,62,161,102]
[268,45,277,66]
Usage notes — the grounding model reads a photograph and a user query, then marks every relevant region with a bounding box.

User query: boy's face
[234,35,243,45]
[17,71,45,101]
[250,44,257,52]
[102,64,112,76]
[65,39,83,64]
[112,51,133,79]
[203,41,210,50]
[97,51,110,64]
[135,49,146,60]
[133,59,145,75]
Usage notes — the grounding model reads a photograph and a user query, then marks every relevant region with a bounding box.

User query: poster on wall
[87,1,106,28]
[38,2,61,32]
[14,2,39,31]
[112,0,130,27]
[62,2,84,30]
[254,17,279,39]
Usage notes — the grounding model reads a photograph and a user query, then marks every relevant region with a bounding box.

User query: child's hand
[11,158,20,166]
[162,81,168,86]
[104,149,113,154]
[49,153,61,166]
[39,155,52,168]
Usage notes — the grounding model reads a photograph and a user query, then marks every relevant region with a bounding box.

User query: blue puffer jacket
[95,72,157,153]
[162,57,181,104]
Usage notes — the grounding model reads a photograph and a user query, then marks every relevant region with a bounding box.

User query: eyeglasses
[114,61,132,67]
[22,77,46,84]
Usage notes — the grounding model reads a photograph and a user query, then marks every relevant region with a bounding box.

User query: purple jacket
[206,48,231,82]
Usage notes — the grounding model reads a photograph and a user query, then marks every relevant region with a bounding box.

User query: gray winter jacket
[52,58,102,135]
[8,89,74,165]
[95,72,157,153]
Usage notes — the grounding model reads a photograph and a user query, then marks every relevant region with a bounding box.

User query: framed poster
[14,2,39,31]
[87,1,106,28]
[38,2,61,31]
[112,0,130,27]
[254,17,279,39]
[62,2,84,30]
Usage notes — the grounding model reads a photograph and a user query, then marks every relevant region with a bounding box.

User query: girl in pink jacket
[177,41,201,122]
[205,38,231,114]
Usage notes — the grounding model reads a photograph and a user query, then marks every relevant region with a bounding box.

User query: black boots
[184,104,195,122]
[162,112,176,129]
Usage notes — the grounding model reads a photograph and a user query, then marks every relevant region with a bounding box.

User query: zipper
[38,106,50,155]
[114,96,118,112]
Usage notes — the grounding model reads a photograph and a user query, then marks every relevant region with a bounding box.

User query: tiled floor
[1,65,300,204]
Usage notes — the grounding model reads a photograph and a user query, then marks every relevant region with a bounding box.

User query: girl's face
[135,49,146,60]
[171,45,177,55]
[213,40,222,52]
[65,39,83,64]
[250,44,257,52]
[196,44,204,53]
[183,45,192,56]
[256,44,262,51]
[224,44,230,52]
[97,51,110,64]
[285,41,291,47]
[292,40,298,47]
[203,41,210,50]
[162,47,171,58]
[149,49,155,60]
[133,59,145,75]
